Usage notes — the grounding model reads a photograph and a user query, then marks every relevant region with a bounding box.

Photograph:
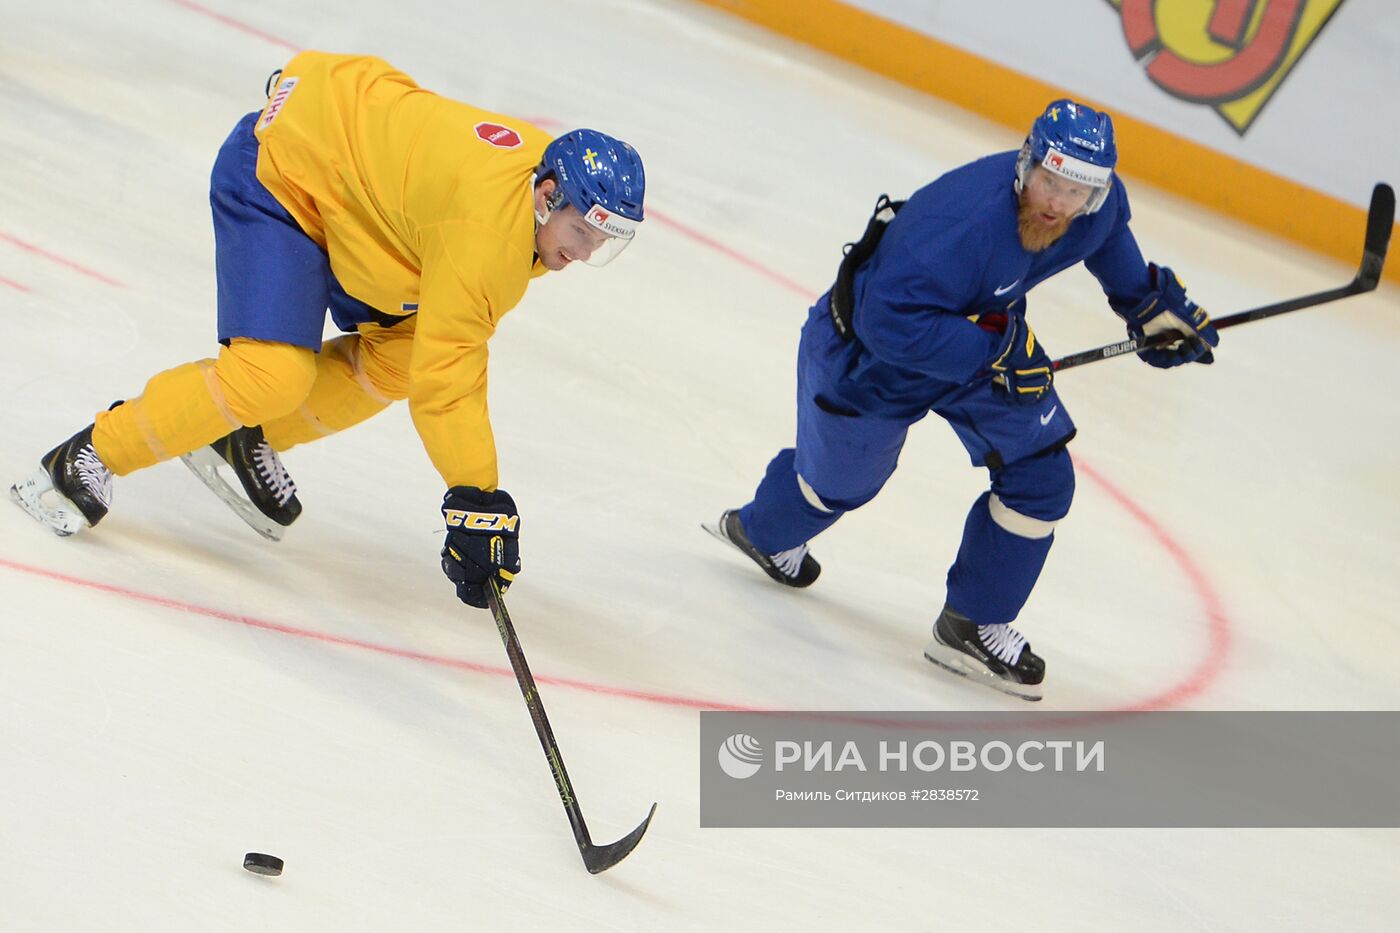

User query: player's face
[1023,166,1094,223]
[535,204,613,271]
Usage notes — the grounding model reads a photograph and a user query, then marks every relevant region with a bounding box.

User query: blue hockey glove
[440,486,521,609]
[1121,263,1218,368]
[988,313,1053,405]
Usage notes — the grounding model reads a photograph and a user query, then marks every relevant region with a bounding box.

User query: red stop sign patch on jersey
[475,122,522,149]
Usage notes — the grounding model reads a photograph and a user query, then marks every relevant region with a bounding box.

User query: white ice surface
[1,1,1398,930]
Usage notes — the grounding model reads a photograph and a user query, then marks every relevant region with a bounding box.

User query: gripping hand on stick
[1121,263,1219,368]
[441,486,521,608]
[989,312,1054,405]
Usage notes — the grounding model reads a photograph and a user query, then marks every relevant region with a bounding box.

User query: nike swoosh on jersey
[994,279,1021,296]
[1040,406,1058,426]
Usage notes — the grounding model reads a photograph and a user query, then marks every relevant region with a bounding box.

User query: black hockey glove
[440,486,521,609]
[1120,263,1218,368]
[988,313,1053,405]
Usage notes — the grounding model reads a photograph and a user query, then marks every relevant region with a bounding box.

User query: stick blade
[1359,182,1395,290]
[581,803,657,874]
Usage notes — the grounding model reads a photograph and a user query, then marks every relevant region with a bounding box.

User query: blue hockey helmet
[1015,99,1117,214]
[536,128,645,266]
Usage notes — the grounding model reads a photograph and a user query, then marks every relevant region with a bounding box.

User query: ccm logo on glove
[444,509,521,532]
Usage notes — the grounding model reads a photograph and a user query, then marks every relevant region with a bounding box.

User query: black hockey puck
[243,852,284,876]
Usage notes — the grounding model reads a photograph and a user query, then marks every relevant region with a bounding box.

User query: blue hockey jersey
[814,151,1153,417]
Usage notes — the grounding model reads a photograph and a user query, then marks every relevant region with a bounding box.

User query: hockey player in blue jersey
[705,100,1218,701]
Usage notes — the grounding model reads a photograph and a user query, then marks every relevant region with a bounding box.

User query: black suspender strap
[829,194,904,341]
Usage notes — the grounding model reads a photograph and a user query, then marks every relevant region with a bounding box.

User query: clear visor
[544,202,638,267]
[1036,149,1112,213]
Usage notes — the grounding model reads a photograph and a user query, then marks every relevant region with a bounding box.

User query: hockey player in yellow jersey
[10,51,647,609]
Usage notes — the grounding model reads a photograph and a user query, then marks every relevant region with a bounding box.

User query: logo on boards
[1106,0,1345,135]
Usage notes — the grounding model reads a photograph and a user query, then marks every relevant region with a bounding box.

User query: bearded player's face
[1017,167,1093,251]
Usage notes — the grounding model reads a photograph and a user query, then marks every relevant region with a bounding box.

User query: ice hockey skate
[180,425,301,541]
[10,425,114,537]
[703,508,820,587]
[923,605,1045,701]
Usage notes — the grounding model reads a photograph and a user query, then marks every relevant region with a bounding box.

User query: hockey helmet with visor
[1015,99,1117,214]
[535,128,645,267]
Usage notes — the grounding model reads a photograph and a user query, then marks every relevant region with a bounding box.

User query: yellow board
[694,0,1397,285]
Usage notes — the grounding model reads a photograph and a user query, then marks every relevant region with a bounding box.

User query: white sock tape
[797,473,835,513]
[988,493,1058,539]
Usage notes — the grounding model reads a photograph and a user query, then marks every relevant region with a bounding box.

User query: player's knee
[215,338,317,425]
[796,473,839,513]
[988,447,1075,538]
[357,337,411,401]
[798,471,881,513]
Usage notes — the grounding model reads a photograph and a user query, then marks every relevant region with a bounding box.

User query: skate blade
[703,517,817,588]
[9,470,87,536]
[702,518,754,563]
[701,520,733,549]
[180,447,285,542]
[923,640,1043,702]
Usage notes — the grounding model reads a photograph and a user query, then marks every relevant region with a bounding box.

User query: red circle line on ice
[0,471,1228,716]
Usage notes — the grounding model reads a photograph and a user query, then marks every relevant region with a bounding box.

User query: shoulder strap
[829,194,904,341]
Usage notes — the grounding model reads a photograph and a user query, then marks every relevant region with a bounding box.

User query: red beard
[1018,196,1072,252]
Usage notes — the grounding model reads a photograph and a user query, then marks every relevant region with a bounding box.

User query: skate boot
[923,605,1045,702]
[181,425,300,541]
[703,508,820,587]
[10,425,114,536]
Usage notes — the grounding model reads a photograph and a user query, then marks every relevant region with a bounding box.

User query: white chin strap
[531,173,550,226]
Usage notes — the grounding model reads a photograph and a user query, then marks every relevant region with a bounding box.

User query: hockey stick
[484,578,656,873]
[1052,182,1395,372]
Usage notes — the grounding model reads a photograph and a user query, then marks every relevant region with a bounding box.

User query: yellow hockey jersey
[253,51,552,491]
